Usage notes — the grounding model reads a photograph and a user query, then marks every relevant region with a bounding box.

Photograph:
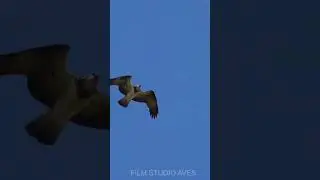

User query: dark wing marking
[134,90,159,119]
[0,44,70,76]
[109,75,132,86]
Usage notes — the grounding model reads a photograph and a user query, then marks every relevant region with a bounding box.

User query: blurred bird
[0,44,109,145]
[110,75,159,119]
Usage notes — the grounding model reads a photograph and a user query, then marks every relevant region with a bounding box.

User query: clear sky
[110,0,210,179]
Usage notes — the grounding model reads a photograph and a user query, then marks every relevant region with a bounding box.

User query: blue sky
[110,0,210,179]
[0,0,209,179]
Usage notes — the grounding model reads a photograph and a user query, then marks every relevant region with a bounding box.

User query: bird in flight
[0,44,109,145]
[110,75,159,119]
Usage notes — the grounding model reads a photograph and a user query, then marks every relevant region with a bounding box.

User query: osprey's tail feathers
[25,114,66,146]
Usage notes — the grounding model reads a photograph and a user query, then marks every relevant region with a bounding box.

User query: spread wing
[134,90,159,119]
[26,95,94,145]
[25,80,95,145]
[109,75,132,86]
[72,92,110,129]
[0,44,70,76]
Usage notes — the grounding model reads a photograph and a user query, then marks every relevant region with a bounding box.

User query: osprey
[110,75,159,119]
[0,44,109,145]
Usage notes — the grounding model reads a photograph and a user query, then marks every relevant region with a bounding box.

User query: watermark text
[129,168,197,177]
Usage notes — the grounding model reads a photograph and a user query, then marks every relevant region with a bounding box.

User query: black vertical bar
[97,0,110,179]
[107,0,110,178]
[211,0,222,179]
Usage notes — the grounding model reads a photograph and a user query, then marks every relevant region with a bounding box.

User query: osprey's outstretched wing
[25,80,95,145]
[25,96,94,145]
[25,87,110,145]
[72,92,110,130]
[0,45,109,145]
[109,75,132,86]
[0,44,70,76]
[134,90,159,119]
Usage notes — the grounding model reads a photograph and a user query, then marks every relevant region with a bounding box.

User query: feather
[134,90,159,119]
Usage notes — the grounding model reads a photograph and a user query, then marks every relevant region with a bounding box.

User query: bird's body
[110,75,159,119]
[118,81,134,96]
[0,44,109,145]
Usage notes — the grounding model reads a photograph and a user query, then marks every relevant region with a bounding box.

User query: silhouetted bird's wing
[0,44,70,76]
[25,80,95,145]
[72,92,110,130]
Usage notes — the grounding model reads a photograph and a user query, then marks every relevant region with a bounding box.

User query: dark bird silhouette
[0,44,109,145]
[110,75,159,119]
